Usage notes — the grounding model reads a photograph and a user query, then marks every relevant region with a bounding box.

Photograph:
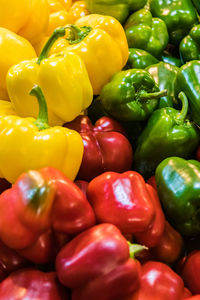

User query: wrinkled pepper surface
[125,8,169,58]
[66,115,133,181]
[155,157,200,236]
[146,62,179,108]
[0,85,83,183]
[150,0,198,45]
[100,69,167,122]
[56,223,142,300]
[87,171,155,234]
[180,25,200,63]
[7,28,93,126]
[134,92,199,178]
[85,0,147,24]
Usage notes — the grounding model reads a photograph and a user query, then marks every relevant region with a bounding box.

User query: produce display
[0,0,200,299]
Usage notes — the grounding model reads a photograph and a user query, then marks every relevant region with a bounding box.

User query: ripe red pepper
[151,221,184,265]
[0,167,95,249]
[147,176,157,190]
[130,261,185,300]
[134,184,165,247]
[56,223,142,300]
[183,288,192,298]
[185,296,200,300]
[87,171,155,234]
[179,250,200,294]
[0,270,68,299]
[66,116,133,181]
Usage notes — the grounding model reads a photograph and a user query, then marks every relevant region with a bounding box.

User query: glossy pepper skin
[0,270,68,300]
[134,92,199,179]
[180,250,200,294]
[150,0,198,45]
[7,28,93,126]
[100,69,167,122]
[125,48,159,69]
[0,166,95,250]
[175,61,200,126]
[87,171,155,234]
[49,14,129,95]
[180,25,200,63]
[56,223,141,300]
[66,115,133,181]
[130,261,185,300]
[125,8,169,58]
[85,0,147,24]
[0,28,36,100]
[146,62,179,108]
[0,86,83,183]
[155,157,200,236]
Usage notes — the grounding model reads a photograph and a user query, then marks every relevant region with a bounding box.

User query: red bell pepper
[87,171,155,234]
[130,261,185,300]
[185,296,200,300]
[56,223,142,300]
[0,270,68,299]
[75,180,88,196]
[147,176,157,190]
[183,288,192,298]
[151,221,184,265]
[66,116,133,181]
[179,250,200,294]
[134,184,165,247]
[0,167,95,250]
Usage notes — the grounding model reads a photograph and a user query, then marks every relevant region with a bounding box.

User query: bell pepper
[56,223,142,300]
[180,25,200,63]
[85,0,147,24]
[0,165,95,250]
[175,60,200,126]
[7,28,93,126]
[146,62,179,108]
[183,288,192,298]
[192,0,200,14]
[179,250,200,294]
[155,157,200,236]
[125,48,159,69]
[130,261,185,300]
[151,221,184,265]
[150,0,198,45]
[134,92,199,179]
[185,297,200,300]
[0,100,16,117]
[134,184,165,248]
[0,270,69,300]
[125,8,169,58]
[87,171,155,234]
[100,69,167,122]
[0,28,36,101]
[68,1,89,23]
[161,52,182,68]
[66,115,133,181]
[0,85,83,183]
[49,14,129,95]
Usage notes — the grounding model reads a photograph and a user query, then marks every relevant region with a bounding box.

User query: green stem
[65,25,92,44]
[139,89,168,101]
[128,242,148,259]
[37,27,66,65]
[176,92,189,122]
[29,85,50,130]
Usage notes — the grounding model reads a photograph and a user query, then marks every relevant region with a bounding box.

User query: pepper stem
[37,27,66,65]
[128,242,148,259]
[176,92,188,122]
[139,89,168,101]
[29,85,50,130]
[65,25,92,44]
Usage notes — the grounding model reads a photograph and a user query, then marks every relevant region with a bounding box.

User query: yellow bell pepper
[49,14,129,94]
[7,27,93,126]
[48,0,72,11]
[0,85,83,183]
[0,27,36,101]
[68,1,89,23]
[0,100,17,117]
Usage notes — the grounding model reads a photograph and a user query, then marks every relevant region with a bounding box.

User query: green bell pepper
[146,62,179,108]
[85,0,147,24]
[161,52,182,68]
[180,25,200,63]
[125,8,169,58]
[150,0,198,45]
[192,0,200,14]
[134,92,199,179]
[125,48,159,69]
[100,69,167,122]
[175,60,200,126]
[156,157,200,236]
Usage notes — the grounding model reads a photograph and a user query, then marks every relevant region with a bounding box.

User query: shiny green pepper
[180,25,200,63]
[125,48,159,69]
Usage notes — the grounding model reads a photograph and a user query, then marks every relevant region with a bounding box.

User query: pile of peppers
[0,0,200,299]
